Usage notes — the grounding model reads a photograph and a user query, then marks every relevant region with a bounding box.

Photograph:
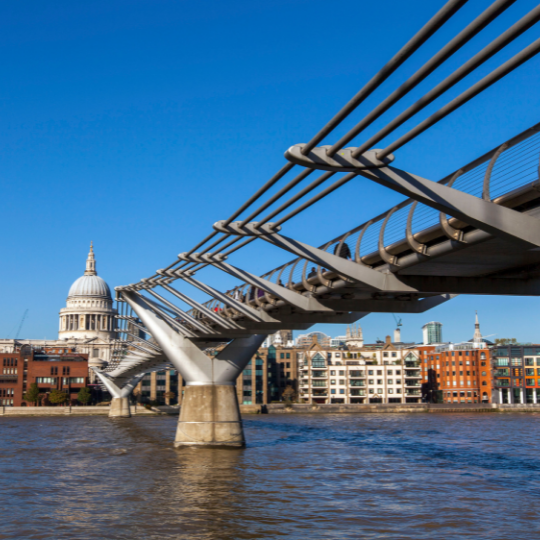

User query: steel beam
[178,274,280,323]
[319,294,455,313]
[400,275,540,295]
[198,258,335,312]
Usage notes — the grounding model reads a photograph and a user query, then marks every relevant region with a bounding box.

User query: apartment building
[491,344,540,404]
[418,342,491,404]
[135,369,181,405]
[297,337,422,404]
[0,346,89,406]
[235,345,301,405]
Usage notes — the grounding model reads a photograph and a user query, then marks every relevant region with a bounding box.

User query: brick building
[418,342,491,403]
[0,347,89,406]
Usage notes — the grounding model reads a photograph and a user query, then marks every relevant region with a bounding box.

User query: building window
[311,353,326,368]
[330,380,336,385]
[331,389,336,394]
[339,389,345,394]
[388,389,394,394]
[377,389,383,394]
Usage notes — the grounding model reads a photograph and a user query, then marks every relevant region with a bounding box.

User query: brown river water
[1,413,540,539]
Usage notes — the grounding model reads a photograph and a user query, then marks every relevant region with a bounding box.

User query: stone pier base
[109,397,131,418]
[175,384,244,447]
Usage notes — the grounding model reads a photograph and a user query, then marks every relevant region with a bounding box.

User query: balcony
[405,381,421,387]
[0,374,18,381]
[405,362,420,368]
[406,390,421,396]
[404,371,421,378]
[311,384,328,389]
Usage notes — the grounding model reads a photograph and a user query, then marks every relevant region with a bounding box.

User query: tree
[132,387,142,403]
[77,387,92,405]
[164,391,176,404]
[49,389,69,406]
[282,386,296,404]
[23,383,41,406]
[495,338,517,345]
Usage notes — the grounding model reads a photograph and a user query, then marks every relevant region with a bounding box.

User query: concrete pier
[109,397,131,418]
[175,384,244,447]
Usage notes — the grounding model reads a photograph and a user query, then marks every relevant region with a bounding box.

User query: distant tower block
[422,321,443,345]
[394,328,401,343]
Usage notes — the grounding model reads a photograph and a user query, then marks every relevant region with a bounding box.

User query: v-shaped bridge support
[121,290,266,447]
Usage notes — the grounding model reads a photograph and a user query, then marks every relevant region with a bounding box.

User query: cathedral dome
[66,242,112,300]
[68,275,111,299]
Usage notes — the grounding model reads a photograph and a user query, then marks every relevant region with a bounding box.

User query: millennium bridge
[94,0,540,446]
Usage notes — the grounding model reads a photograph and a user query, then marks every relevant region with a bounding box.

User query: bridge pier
[92,368,146,419]
[109,397,132,418]
[176,384,243,446]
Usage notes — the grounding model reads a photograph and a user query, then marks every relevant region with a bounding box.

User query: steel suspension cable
[327,0,515,156]
[353,3,540,158]
[378,36,540,159]
[300,0,467,155]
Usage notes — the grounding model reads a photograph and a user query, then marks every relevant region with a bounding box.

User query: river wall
[265,403,540,414]
[2,403,540,416]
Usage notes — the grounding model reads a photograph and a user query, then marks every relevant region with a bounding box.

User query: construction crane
[14,309,29,339]
[392,314,402,328]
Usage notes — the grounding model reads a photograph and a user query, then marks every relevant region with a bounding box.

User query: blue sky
[1,0,540,343]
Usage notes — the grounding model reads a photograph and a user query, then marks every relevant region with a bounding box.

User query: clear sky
[1,0,540,344]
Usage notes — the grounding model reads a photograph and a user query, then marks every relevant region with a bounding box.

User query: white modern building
[297,338,422,404]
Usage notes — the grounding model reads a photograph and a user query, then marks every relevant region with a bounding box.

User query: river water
[1,413,540,539]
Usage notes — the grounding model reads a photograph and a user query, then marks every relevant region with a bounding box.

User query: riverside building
[297,336,422,404]
[419,313,492,404]
[491,344,540,404]
[0,346,88,406]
